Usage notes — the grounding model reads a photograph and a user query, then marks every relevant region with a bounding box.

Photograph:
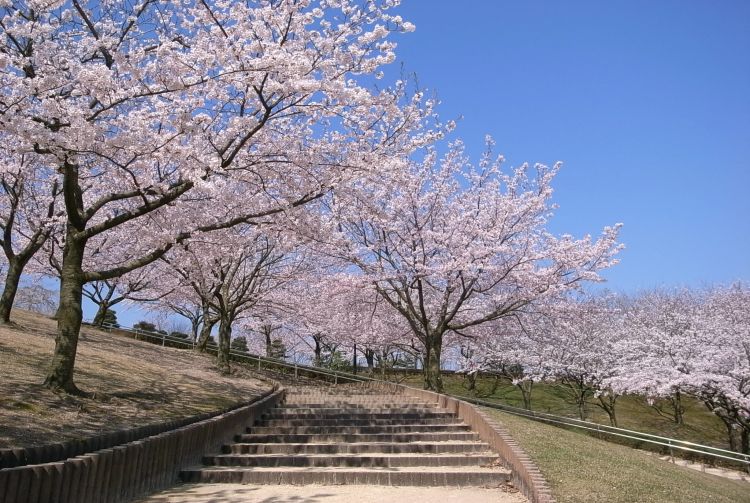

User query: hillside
[0,310,268,449]
[401,373,728,449]
[484,408,749,503]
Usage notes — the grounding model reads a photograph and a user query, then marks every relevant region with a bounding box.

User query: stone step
[235,432,480,443]
[281,399,433,408]
[204,453,499,468]
[180,466,511,486]
[259,417,460,427]
[224,441,490,455]
[248,424,471,435]
[266,408,448,417]
[278,403,438,410]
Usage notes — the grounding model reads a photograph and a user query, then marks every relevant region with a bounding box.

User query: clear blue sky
[385,0,750,292]
[81,1,749,326]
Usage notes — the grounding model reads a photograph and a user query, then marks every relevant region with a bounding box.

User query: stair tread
[185,465,509,473]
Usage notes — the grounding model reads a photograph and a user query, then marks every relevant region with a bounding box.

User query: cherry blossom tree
[606,289,703,426]
[82,267,162,327]
[0,150,61,323]
[0,0,430,392]
[693,284,749,454]
[321,139,623,391]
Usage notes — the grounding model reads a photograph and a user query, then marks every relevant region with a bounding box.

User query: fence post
[161,332,165,347]
[294,363,298,379]
[334,372,338,386]
[669,440,674,463]
[257,357,261,371]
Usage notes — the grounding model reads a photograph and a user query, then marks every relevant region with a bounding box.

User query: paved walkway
[140,483,528,502]
[645,452,750,483]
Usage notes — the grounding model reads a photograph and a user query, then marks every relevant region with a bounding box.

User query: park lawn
[484,408,750,503]
[401,373,728,449]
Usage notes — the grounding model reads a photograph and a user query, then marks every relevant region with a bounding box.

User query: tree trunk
[671,390,685,426]
[516,380,533,410]
[313,335,322,367]
[216,314,232,375]
[0,259,24,324]
[364,348,375,374]
[195,304,215,353]
[577,398,587,421]
[598,394,618,427]
[44,234,86,394]
[423,332,444,392]
[264,326,272,357]
[92,301,109,327]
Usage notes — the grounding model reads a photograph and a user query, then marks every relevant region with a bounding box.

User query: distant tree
[231,336,250,354]
[268,339,287,360]
[14,282,57,316]
[133,321,157,333]
[101,309,119,328]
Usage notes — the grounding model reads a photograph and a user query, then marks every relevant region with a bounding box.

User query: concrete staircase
[181,385,511,486]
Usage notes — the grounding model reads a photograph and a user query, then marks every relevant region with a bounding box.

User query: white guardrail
[98,321,750,470]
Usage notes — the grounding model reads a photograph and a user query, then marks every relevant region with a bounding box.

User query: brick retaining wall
[0,388,285,503]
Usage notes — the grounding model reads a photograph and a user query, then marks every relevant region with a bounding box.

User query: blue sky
[79,1,749,326]
[385,0,750,292]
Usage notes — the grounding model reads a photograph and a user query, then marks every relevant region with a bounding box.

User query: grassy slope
[0,309,269,448]
[484,408,749,503]
[400,373,728,449]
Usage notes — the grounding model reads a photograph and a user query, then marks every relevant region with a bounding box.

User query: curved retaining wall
[0,389,278,470]
[0,388,285,503]
[352,381,556,503]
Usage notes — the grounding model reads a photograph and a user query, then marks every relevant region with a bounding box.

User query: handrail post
[294,363,298,379]
[258,356,261,370]
[334,372,338,385]
[669,440,674,463]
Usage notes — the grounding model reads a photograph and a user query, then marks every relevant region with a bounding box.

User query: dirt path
[0,309,268,448]
[140,483,528,503]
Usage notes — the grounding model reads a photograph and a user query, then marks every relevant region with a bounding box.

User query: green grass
[483,408,750,503]
[400,373,728,449]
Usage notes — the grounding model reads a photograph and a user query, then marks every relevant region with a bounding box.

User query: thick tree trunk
[671,390,685,426]
[44,234,86,394]
[0,259,23,324]
[423,333,444,392]
[216,314,232,375]
[364,348,375,374]
[92,301,109,327]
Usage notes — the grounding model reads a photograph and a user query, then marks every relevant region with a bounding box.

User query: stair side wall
[0,388,285,503]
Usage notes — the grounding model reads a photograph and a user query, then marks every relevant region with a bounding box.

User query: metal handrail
[455,395,749,466]
[98,321,749,468]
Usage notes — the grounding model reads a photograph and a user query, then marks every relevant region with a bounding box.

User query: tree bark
[313,335,322,367]
[423,332,444,392]
[516,380,533,410]
[195,302,215,352]
[671,390,685,426]
[92,301,109,327]
[0,259,24,323]
[364,348,375,374]
[44,232,86,394]
[597,394,618,427]
[216,313,232,375]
